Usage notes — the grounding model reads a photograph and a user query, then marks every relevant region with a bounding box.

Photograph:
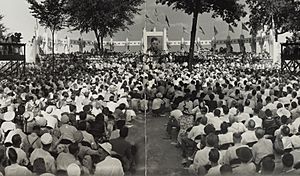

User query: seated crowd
[146,58,300,175]
[0,55,147,176]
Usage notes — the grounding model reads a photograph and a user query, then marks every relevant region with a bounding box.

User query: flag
[214,26,218,36]
[199,26,205,35]
[183,26,188,34]
[165,15,170,27]
[242,23,249,32]
[229,25,235,33]
[154,8,159,22]
[146,14,155,24]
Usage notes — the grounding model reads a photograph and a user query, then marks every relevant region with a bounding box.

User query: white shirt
[241,130,258,145]
[106,101,118,113]
[188,124,205,141]
[208,116,223,131]
[219,132,234,145]
[94,156,124,176]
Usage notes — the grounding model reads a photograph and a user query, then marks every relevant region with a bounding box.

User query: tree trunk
[94,30,101,54]
[188,11,198,71]
[51,29,55,72]
[100,36,104,54]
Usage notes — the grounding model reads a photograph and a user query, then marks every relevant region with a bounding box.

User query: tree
[157,0,246,71]
[246,0,300,41]
[66,0,144,53]
[27,0,67,58]
[0,14,7,40]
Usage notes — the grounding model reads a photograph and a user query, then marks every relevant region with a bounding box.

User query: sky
[0,0,250,44]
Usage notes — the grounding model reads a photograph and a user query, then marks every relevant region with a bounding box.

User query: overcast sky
[0,0,250,43]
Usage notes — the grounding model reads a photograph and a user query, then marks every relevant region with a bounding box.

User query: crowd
[0,49,300,176]
[148,56,300,175]
[0,54,145,176]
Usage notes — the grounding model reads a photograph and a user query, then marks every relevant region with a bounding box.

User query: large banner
[146,36,162,56]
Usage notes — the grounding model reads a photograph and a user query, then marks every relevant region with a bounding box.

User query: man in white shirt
[5,148,32,176]
[241,120,258,146]
[94,142,124,176]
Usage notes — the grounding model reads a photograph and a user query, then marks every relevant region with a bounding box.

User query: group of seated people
[0,55,147,176]
[144,58,300,175]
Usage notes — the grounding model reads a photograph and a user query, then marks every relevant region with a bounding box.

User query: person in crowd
[94,142,124,176]
[110,126,133,172]
[5,148,32,176]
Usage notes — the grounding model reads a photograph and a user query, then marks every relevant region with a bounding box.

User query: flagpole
[144,0,147,29]
[241,23,243,36]
[228,24,230,37]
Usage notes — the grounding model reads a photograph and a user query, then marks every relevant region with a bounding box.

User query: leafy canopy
[157,0,246,26]
[27,0,67,32]
[246,0,300,35]
[66,0,144,38]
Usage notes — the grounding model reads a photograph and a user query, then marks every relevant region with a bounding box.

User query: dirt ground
[126,113,189,176]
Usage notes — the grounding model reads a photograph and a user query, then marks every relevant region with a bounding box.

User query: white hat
[46,106,53,114]
[99,142,112,155]
[23,111,34,122]
[277,108,291,118]
[3,111,15,121]
[41,133,53,145]
[67,163,81,176]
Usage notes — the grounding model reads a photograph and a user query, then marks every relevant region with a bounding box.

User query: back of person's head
[209,148,220,163]
[220,122,229,134]
[281,115,288,125]
[12,134,22,147]
[291,101,297,109]
[116,120,126,129]
[8,148,17,163]
[248,120,256,130]
[69,143,79,155]
[33,158,46,175]
[213,109,221,117]
[197,117,206,127]
[265,109,273,117]
[281,126,290,136]
[277,103,283,109]
[222,106,229,115]
[245,99,250,106]
[78,121,87,131]
[120,126,129,138]
[220,164,232,176]
[233,132,242,143]
[118,103,126,110]
[209,93,215,100]
[206,133,219,147]
[255,127,265,139]
[282,153,294,168]
[261,157,275,175]
[204,124,216,135]
[109,96,114,101]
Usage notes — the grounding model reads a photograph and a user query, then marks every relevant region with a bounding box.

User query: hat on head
[277,108,291,118]
[46,106,53,114]
[36,116,47,127]
[41,133,53,145]
[60,114,69,124]
[156,92,163,98]
[67,163,81,176]
[3,111,15,121]
[73,131,83,143]
[99,142,112,155]
[23,111,34,122]
[236,147,253,163]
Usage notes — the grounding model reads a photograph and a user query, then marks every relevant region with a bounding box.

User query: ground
[126,113,189,176]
